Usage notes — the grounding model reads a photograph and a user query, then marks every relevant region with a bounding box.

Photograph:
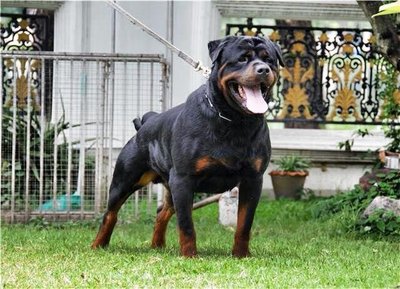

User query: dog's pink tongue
[242,86,268,114]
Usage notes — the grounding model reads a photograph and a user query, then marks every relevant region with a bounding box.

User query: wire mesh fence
[1,51,168,222]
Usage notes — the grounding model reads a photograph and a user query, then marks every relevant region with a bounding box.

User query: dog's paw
[181,248,198,258]
[232,247,251,258]
[91,241,109,249]
[151,239,166,249]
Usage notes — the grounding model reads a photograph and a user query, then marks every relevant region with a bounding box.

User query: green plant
[311,186,368,218]
[379,61,400,153]
[372,0,400,18]
[357,209,400,235]
[338,128,371,151]
[311,170,400,236]
[1,105,79,208]
[275,155,310,172]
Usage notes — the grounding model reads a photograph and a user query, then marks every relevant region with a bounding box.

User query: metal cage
[1,51,168,222]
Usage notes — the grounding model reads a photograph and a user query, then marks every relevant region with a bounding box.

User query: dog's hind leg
[91,140,157,249]
[91,183,128,249]
[91,170,158,249]
[151,185,175,248]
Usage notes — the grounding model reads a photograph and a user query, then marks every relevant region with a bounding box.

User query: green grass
[2,200,400,288]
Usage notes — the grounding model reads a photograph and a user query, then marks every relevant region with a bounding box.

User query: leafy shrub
[311,170,400,236]
[311,185,369,218]
[379,62,400,153]
[356,209,400,236]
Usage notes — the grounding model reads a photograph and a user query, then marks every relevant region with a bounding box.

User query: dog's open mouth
[229,82,270,114]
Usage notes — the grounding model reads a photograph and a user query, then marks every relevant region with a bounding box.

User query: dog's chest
[193,152,265,193]
[194,153,265,176]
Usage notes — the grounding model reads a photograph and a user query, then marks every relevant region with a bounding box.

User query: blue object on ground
[38,193,81,211]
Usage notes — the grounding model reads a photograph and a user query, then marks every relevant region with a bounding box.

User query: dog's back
[133,111,159,131]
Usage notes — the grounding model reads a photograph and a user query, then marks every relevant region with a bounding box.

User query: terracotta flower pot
[269,171,308,200]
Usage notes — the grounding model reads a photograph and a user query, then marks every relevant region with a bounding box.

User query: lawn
[1,199,399,288]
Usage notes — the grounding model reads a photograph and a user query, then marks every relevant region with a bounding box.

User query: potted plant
[269,155,310,200]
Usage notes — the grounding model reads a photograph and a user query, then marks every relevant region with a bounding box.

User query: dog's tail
[133,111,159,132]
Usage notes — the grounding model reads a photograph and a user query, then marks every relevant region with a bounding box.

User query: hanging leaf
[372,0,400,17]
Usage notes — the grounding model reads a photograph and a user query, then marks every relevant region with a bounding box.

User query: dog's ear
[208,39,225,64]
[208,36,234,64]
[256,36,285,67]
[273,42,285,67]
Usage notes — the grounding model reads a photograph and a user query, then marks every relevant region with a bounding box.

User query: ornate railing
[1,12,54,114]
[227,19,400,125]
[1,13,53,51]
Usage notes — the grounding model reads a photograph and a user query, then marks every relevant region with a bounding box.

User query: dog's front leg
[232,177,263,258]
[169,172,197,257]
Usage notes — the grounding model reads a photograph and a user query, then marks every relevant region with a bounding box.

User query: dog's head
[208,36,284,115]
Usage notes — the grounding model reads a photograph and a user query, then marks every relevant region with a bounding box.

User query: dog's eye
[238,56,248,63]
[263,56,273,63]
[238,55,250,63]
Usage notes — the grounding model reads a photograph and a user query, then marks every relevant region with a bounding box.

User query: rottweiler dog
[92,35,284,257]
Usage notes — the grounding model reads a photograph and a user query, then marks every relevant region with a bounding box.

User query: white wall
[263,163,371,198]
[171,1,221,105]
[54,0,221,107]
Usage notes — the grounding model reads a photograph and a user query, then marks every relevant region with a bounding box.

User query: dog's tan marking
[195,156,233,173]
[91,211,118,248]
[137,171,159,187]
[151,206,175,248]
[218,71,242,95]
[253,158,263,173]
[232,204,250,258]
[179,228,197,257]
[195,156,215,173]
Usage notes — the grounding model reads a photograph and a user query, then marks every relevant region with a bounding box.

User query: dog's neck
[204,91,233,122]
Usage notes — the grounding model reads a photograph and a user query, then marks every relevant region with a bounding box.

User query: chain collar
[204,93,233,122]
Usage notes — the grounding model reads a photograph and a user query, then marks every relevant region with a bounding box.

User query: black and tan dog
[92,35,284,257]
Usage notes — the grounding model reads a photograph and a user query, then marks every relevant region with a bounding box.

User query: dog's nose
[256,64,270,75]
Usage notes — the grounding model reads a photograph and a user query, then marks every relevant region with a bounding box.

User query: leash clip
[195,61,211,79]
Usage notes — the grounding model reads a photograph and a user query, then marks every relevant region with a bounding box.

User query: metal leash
[105,0,211,79]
